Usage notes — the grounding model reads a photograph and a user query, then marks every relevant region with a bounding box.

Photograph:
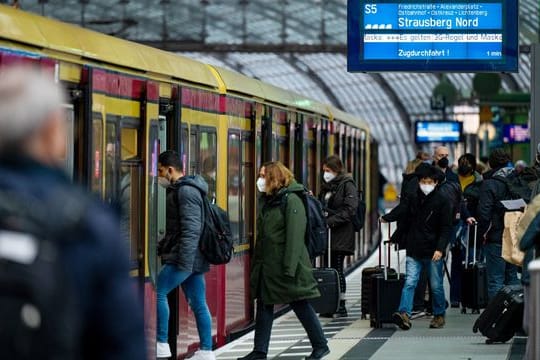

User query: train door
[84,68,147,285]
[272,107,290,166]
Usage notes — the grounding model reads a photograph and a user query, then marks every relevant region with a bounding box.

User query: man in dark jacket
[0,67,145,359]
[156,150,215,360]
[477,148,520,300]
[381,164,452,330]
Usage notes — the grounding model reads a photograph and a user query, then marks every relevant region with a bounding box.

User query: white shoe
[189,350,216,360]
[157,342,172,358]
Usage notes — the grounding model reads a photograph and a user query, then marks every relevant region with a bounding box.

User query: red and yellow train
[0,5,380,359]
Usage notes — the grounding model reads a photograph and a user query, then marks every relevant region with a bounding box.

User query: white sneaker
[189,350,216,360]
[156,342,172,358]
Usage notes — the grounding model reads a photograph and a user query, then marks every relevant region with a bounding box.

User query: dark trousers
[450,245,463,304]
[330,252,347,295]
[254,298,327,354]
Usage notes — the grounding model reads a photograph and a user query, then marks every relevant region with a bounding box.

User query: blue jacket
[0,156,145,360]
[161,175,209,273]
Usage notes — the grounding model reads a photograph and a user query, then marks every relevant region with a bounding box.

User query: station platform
[214,241,526,360]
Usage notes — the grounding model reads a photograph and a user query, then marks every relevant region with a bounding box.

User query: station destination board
[347,0,518,72]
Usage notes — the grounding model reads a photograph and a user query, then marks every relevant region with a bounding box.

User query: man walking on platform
[381,164,452,330]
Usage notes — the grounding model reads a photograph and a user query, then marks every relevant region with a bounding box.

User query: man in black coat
[381,164,452,330]
[477,148,520,300]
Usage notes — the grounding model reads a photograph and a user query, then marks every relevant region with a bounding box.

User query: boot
[335,300,348,318]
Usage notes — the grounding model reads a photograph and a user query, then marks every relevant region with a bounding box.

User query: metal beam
[132,41,346,53]
[369,73,412,131]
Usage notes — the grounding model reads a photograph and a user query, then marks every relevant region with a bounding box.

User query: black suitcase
[309,232,340,315]
[460,223,488,313]
[472,285,524,343]
[361,223,397,318]
[310,267,340,314]
[369,236,404,328]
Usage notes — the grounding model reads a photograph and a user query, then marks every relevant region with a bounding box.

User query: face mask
[158,176,170,189]
[256,177,266,193]
[323,171,336,183]
[420,183,436,195]
[437,157,449,169]
[209,171,216,179]
[458,165,472,176]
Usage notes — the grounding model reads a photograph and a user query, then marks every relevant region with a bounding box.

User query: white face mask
[323,171,336,183]
[256,177,266,193]
[158,176,171,189]
[420,183,436,195]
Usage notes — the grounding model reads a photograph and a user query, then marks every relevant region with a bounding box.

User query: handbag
[502,208,526,266]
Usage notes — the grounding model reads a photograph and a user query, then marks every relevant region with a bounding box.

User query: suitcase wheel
[361,314,367,320]
[461,308,466,314]
[485,339,493,344]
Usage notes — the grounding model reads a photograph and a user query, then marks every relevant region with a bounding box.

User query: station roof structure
[18,0,539,184]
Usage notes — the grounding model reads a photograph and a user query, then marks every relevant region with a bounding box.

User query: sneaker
[392,312,412,330]
[429,315,445,329]
[305,345,330,359]
[157,342,172,358]
[189,350,216,360]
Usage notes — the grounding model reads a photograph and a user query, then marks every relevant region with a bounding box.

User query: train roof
[0,5,219,88]
[0,5,367,127]
[327,106,369,132]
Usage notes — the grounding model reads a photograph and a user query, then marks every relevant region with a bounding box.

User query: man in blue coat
[0,66,145,359]
[156,150,215,360]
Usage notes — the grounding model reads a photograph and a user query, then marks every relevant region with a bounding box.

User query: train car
[0,5,379,359]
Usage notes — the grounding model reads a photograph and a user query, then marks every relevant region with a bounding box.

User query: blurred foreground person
[0,66,145,359]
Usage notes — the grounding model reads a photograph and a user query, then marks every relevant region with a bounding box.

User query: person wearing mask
[381,164,452,330]
[450,154,483,307]
[0,66,145,359]
[477,148,520,300]
[318,155,359,318]
[433,146,459,184]
[239,161,329,360]
[156,150,215,360]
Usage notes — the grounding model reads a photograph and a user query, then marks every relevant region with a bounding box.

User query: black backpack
[0,189,84,359]
[282,189,328,259]
[337,180,365,232]
[184,184,234,265]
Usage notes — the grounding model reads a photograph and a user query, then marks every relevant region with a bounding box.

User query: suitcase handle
[465,221,478,268]
[383,240,400,280]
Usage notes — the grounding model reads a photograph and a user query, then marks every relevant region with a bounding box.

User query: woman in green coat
[238,161,329,360]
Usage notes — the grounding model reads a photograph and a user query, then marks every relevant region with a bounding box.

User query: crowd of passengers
[380,145,540,358]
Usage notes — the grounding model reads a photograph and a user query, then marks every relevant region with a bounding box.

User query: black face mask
[437,157,449,169]
[458,165,472,176]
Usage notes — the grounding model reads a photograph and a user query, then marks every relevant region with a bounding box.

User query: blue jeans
[156,264,212,350]
[484,243,520,300]
[398,256,446,317]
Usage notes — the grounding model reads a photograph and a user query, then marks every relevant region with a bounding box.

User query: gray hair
[0,66,66,154]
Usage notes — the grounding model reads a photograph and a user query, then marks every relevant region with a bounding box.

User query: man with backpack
[0,67,145,359]
[477,148,521,300]
[156,150,215,360]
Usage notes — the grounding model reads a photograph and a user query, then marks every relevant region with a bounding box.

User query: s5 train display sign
[347,0,518,72]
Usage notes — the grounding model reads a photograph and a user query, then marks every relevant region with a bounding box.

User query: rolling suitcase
[369,223,404,328]
[460,222,488,313]
[310,232,340,315]
[361,249,396,318]
[472,285,524,343]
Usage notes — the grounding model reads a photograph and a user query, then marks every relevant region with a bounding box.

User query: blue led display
[415,121,463,143]
[348,1,518,72]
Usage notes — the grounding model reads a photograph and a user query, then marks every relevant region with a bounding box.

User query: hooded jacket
[250,181,320,304]
[160,175,210,273]
[477,166,514,244]
[318,174,359,254]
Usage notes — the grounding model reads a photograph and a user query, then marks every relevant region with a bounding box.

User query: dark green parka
[250,181,320,305]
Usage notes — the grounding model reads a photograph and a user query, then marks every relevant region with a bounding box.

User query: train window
[180,125,189,173]
[199,129,217,201]
[105,120,119,205]
[120,123,142,271]
[147,121,160,286]
[189,130,197,175]
[241,131,254,246]
[63,104,75,180]
[90,113,103,196]
[228,131,241,246]
[306,129,316,192]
